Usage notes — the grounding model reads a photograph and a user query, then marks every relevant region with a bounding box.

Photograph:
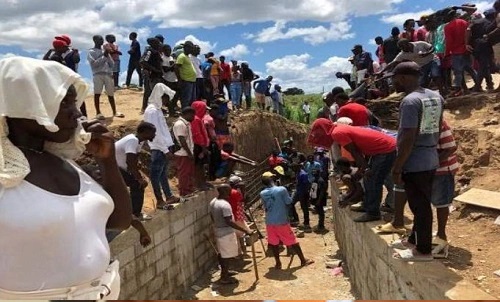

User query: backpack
[168,128,182,154]
[169,119,189,154]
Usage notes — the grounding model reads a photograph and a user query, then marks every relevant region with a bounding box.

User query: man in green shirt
[175,41,197,108]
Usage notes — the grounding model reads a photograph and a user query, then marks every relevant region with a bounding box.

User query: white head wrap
[147,83,175,110]
[0,56,90,188]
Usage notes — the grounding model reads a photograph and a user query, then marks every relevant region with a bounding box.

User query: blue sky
[0,0,493,93]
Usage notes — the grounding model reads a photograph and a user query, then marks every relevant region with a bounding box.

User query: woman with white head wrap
[0,57,131,299]
[143,83,180,209]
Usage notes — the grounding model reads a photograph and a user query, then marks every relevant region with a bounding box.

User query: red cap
[53,39,69,48]
[55,35,71,46]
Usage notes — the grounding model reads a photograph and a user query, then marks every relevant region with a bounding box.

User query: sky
[0,0,494,94]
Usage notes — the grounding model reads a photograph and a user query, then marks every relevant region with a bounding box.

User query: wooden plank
[454,188,500,211]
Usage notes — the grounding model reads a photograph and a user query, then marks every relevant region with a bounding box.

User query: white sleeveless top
[0,161,114,291]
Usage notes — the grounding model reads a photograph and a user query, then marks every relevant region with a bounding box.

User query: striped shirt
[436,120,459,175]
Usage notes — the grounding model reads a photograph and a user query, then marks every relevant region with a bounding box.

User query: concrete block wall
[110,190,218,300]
[331,185,495,300]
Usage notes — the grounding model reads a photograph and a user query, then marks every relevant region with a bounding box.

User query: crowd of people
[1,0,499,299]
[336,3,500,100]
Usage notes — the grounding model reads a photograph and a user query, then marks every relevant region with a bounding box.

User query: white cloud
[0,53,17,60]
[253,47,264,56]
[475,1,494,13]
[219,44,250,59]
[380,9,434,26]
[0,0,403,54]
[265,53,352,93]
[175,35,216,54]
[246,21,355,45]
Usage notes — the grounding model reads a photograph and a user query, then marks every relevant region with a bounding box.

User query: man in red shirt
[336,93,370,126]
[444,10,478,95]
[308,119,397,222]
[219,56,232,100]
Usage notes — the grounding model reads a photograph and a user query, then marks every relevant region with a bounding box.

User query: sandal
[114,112,125,118]
[96,113,105,120]
[432,237,449,259]
[375,222,407,235]
[393,248,433,262]
[156,204,175,211]
[390,238,415,250]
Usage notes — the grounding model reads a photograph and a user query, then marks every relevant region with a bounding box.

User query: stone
[494,270,500,277]
[325,259,342,268]
[470,212,484,221]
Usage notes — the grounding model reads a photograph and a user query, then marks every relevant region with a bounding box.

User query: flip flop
[156,204,175,211]
[432,237,449,259]
[390,238,415,250]
[375,222,407,235]
[393,248,433,262]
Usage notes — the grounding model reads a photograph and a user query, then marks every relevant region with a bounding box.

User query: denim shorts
[431,173,455,208]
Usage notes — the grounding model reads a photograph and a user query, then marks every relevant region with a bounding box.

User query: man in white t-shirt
[302,101,311,124]
[209,184,255,284]
[378,38,440,88]
[115,122,156,220]
[173,107,196,196]
[161,44,179,116]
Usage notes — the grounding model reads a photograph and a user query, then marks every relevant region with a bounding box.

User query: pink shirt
[203,114,216,141]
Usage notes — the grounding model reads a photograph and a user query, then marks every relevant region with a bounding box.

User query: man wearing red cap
[43,35,85,116]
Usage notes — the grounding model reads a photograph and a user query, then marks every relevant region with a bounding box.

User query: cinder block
[138,265,156,286]
[121,261,137,281]
[147,276,164,296]
[116,246,135,265]
[173,219,185,234]
[155,254,172,273]
[184,212,195,226]
[143,248,158,266]
[153,226,171,244]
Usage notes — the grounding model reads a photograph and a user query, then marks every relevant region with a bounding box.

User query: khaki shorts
[93,73,115,96]
[255,92,265,104]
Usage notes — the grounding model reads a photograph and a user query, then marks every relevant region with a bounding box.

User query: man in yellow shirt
[175,41,197,108]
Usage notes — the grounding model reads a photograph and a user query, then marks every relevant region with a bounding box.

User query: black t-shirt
[241,68,255,81]
[383,36,400,64]
[129,40,142,61]
[141,49,163,79]
[470,18,494,44]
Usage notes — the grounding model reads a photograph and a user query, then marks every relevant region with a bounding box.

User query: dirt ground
[182,206,356,300]
[83,84,500,298]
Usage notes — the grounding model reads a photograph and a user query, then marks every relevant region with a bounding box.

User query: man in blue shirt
[253,76,273,110]
[260,172,314,269]
[125,32,143,89]
[304,155,322,183]
[289,164,311,230]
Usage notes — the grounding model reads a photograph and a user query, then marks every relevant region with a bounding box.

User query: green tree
[283,87,305,95]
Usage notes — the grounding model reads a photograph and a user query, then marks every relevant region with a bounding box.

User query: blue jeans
[363,151,397,217]
[451,54,476,88]
[180,80,196,108]
[419,59,441,87]
[150,150,173,201]
[230,82,242,107]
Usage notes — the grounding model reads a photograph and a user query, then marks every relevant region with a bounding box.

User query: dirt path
[182,205,356,300]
